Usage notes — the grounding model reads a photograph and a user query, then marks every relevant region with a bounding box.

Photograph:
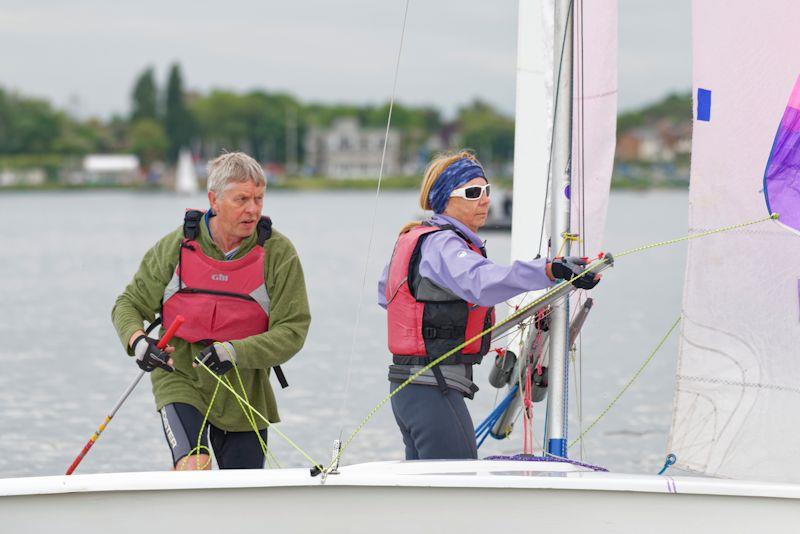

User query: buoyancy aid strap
[273,364,289,389]
[256,216,273,246]
[183,209,204,240]
[431,365,449,395]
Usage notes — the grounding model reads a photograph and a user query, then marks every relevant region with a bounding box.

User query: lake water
[0,188,688,477]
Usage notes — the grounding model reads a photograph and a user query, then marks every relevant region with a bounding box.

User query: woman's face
[443,177,490,232]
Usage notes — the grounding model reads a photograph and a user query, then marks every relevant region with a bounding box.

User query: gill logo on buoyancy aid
[161,209,272,344]
[385,223,495,366]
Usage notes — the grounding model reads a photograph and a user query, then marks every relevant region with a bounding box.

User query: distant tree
[0,88,62,154]
[191,90,302,163]
[131,67,158,122]
[164,63,194,162]
[617,92,691,133]
[457,99,515,164]
[129,118,168,168]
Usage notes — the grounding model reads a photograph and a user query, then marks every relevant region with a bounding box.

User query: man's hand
[132,335,174,372]
[194,342,236,376]
[550,257,600,290]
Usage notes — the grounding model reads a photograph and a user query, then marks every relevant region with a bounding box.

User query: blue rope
[475,384,519,449]
[658,453,677,475]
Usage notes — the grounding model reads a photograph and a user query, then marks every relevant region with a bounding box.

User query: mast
[544,0,573,458]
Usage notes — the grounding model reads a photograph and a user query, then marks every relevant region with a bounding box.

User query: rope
[336,0,411,442]
[194,358,324,471]
[475,384,519,448]
[567,316,681,449]
[485,453,608,472]
[615,213,779,258]
[180,381,218,470]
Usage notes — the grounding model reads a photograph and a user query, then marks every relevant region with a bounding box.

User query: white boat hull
[2,460,798,533]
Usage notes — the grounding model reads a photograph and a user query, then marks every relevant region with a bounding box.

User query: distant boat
[175,149,199,195]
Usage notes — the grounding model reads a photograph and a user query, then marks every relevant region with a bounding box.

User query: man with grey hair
[112,151,310,470]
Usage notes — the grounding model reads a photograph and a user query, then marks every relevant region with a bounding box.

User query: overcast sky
[0,0,691,119]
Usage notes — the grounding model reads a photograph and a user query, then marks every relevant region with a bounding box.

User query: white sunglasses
[449,183,491,200]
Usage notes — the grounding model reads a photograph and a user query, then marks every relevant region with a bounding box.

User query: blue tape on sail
[697,88,711,121]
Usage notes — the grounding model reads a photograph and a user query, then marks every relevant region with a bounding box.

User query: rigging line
[568,316,681,449]
[576,0,586,449]
[537,0,575,255]
[336,0,411,440]
[578,0,587,259]
[615,213,779,258]
[194,358,324,470]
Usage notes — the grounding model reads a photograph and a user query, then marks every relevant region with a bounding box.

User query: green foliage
[0,88,62,154]
[617,91,691,133]
[129,118,168,167]
[191,90,302,162]
[131,67,158,122]
[457,99,514,163]
[164,63,194,162]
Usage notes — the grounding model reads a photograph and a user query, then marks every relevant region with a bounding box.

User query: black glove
[196,342,236,376]
[132,335,173,373]
[550,257,600,290]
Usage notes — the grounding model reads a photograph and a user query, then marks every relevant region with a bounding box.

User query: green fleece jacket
[111,217,310,431]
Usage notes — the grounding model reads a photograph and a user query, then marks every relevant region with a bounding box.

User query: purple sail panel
[764,75,800,231]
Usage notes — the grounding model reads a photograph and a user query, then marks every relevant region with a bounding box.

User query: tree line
[0,64,515,172]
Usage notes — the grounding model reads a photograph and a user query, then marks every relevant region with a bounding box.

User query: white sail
[510,0,616,263]
[175,148,199,195]
[668,0,800,482]
[510,0,551,263]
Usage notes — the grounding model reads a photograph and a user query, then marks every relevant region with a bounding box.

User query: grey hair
[206,152,266,197]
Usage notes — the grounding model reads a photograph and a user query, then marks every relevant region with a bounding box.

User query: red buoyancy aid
[385,223,495,365]
[162,210,272,344]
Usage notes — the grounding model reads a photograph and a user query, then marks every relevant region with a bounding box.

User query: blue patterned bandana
[428,158,487,214]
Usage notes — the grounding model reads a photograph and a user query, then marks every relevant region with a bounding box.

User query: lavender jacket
[378,214,554,309]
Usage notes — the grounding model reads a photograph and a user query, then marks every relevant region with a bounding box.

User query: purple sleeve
[377,263,389,309]
[418,231,554,307]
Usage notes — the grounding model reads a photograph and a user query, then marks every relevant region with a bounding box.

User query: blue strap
[475,384,519,449]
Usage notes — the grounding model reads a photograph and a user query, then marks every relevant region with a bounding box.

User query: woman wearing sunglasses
[378,150,599,460]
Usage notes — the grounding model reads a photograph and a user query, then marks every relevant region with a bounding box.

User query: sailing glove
[132,335,174,373]
[550,257,600,290]
[196,342,236,376]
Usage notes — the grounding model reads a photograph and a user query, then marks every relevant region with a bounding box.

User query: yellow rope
[568,316,681,449]
[616,213,778,258]
[179,381,218,471]
[194,358,324,471]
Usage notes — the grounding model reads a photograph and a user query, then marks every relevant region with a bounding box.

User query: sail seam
[677,375,800,395]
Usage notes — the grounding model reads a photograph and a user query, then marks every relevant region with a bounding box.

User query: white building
[304,117,401,179]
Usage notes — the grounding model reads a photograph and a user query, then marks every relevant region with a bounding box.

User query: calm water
[0,188,688,477]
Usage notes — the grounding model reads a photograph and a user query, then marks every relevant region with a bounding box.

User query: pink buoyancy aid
[385,223,495,365]
[162,210,271,344]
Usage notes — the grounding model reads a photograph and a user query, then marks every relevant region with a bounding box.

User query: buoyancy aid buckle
[422,326,456,339]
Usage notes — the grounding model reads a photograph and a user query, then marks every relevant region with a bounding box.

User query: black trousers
[159,402,269,469]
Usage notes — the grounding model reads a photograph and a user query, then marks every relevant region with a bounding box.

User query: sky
[0,0,691,119]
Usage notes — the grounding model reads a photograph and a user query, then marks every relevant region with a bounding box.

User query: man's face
[443,177,490,232]
[208,180,265,241]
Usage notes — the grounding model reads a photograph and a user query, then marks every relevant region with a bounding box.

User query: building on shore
[304,117,402,179]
